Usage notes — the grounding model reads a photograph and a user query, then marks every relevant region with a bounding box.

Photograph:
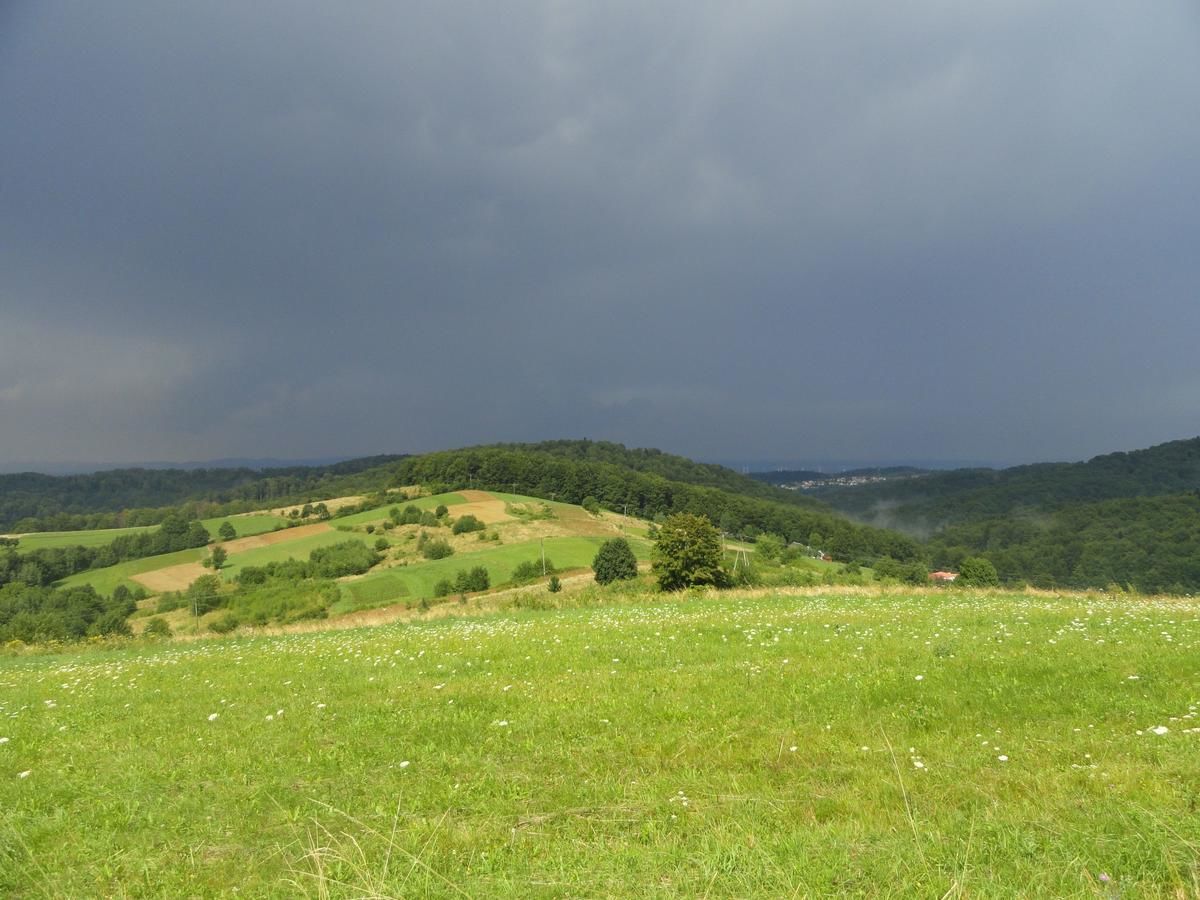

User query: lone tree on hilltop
[652,513,729,591]
[592,537,638,585]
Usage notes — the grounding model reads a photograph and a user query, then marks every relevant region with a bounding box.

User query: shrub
[958,556,1000,587]
[547,575,562,593]
[433,579,455,598]
[421,539,454,560]
[308,540,382,577]
[435,505,448,518]
[208,613,240,634]
[592,538,638,585]
[511,559,555,583]
[187,574,225,616]
[374,537,390,552]
[582,496,601,515]
[156,591,185,614]
[754,533,785,563]
[455,566,490,593]
[452,515,485,535]
[143,617,172,638]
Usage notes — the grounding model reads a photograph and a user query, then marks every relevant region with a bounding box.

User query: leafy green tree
[958,556,1000,587]
[218,521,237,541]
[435,504,449,518]
[754,533,785,562]
[187,574,224,616]
[582,496,601,515]
[143,616,172,638]
[652,513,729,591]
[454,566,490,593]
[207,545,227,570]
[592,538,638,585]
[547,575,561,593]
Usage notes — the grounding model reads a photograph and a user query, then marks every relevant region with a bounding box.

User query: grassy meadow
[336,535,654,612]
[2,587,1197,897]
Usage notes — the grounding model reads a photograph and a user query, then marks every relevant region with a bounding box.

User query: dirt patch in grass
[448,499,512,524]
[133,562,209,593]
[218,522,333,552]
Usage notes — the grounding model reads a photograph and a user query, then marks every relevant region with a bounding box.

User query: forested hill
[0,456,404,532]
[811,437,1200,531]
[383,444,920,563]
[486,440,826,508]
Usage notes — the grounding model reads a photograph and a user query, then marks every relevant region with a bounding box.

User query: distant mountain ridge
[0,456,359,476]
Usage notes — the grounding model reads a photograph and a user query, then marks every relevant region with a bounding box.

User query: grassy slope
[337,535,654,611]
[1,588,1197,897]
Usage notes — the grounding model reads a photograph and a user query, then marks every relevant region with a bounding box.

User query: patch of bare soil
[219,522,333,552]
[449,499,512,524]
[133,562,209,593]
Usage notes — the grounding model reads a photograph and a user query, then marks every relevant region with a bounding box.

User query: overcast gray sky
[3,2,1198,470]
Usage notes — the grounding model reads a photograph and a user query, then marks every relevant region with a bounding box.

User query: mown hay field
[1,588,1197,897]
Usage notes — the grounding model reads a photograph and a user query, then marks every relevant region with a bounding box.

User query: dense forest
[0,455,404,532]
[808,436,1200,591]
[383,444,921,563]
[488,440,827,509]
[927,493,1200,593]
[812,437,1200,529]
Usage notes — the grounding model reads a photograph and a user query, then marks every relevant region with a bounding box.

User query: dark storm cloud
[3,1,1199,467]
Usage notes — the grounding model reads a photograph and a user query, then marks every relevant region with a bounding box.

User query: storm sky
[3,2,1198,470]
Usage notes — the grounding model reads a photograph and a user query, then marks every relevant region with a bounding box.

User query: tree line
[0,455,405,532]
[0,513,211,589]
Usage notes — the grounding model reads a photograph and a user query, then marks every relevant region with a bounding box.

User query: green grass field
[1,588,1197,897]
[7,525,156,551]
[336,535,653,611]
